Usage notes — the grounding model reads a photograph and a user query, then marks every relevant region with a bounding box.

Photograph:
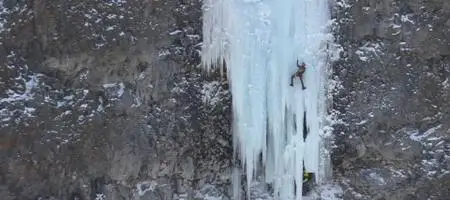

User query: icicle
[201,0,231,75]
[233,167,242,200]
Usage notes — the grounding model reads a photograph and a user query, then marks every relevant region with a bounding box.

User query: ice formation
[201,0,332,199]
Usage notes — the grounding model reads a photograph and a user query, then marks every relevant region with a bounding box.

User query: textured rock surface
[1,0,449,199]
[0,0,232,200]
[331,0,450,199]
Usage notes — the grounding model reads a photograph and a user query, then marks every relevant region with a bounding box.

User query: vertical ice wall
[201,0,332,199]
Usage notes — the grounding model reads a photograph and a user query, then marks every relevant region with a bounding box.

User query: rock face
[0,0,232,200]
[332,0,450,199]
[1,0,449,199]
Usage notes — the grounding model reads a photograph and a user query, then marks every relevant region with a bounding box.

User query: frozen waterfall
[201,0,332,199]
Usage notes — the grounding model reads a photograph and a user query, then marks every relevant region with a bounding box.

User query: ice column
[201,0,332,199]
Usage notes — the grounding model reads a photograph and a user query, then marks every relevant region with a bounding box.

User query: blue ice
[201,0,332,199]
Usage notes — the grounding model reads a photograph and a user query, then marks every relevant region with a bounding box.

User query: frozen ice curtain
[201,0,332,199]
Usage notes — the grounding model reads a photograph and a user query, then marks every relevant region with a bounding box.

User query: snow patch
[0,1,7,33]
[401,14,415,24]
[103,82,125,98]
[195,184,227,200]
[318,184,343,200]
[107,13,118,19]
[442,78,449,89]
[368,172,386,185]
[95,193,106,200]
[335,0,352,9]
[169,30,183,35]
[355,120,367,125]
[408,125,442,142]
[105,26,116,31]
[136,180,157,196]
[201,81,226,106]
[106,0,127,5]
[355,42,384,62]
[158,49,171,57]
[0,73,40,103]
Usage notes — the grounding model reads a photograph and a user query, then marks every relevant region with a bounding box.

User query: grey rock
[332,0,450,199]
[0,0,231,200]
[1,0,449,199]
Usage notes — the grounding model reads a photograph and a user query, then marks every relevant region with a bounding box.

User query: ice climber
[290,60,306,90]
[300,165,314,195]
